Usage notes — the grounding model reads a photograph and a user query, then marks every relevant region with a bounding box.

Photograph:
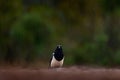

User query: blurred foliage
[0,0,120,67]
[10,13,53,63]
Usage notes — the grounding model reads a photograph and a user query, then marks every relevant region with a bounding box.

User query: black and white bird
[49,45,64,68]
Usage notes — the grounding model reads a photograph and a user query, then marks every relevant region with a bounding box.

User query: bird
[49,45,64,68]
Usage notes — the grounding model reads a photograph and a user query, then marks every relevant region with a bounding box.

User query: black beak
[57,45,62,49]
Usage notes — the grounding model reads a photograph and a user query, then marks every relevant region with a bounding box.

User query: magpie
[49,45,64,68]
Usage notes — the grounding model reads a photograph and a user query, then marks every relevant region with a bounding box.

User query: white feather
[50,56,64,68]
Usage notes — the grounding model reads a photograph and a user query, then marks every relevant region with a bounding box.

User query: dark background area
[0,0,120,67]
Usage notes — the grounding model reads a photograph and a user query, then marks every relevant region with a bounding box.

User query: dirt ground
[0,66,120,80]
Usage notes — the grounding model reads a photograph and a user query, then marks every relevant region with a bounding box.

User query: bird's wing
[48,53,54,68]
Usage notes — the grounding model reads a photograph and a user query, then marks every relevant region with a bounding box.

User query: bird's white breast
[50,56,64,68]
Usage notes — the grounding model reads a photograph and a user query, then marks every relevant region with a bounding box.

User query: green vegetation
[0,0,120,67]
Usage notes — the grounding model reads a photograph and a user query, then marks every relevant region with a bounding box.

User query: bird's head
[55,45,63,54]
[54,45,64,61]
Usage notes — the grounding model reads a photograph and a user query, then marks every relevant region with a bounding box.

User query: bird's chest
[51,56,64,68]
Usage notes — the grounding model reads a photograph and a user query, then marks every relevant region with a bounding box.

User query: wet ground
[0,66,120,80]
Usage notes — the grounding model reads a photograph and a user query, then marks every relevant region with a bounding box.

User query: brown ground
[0,66,120,80]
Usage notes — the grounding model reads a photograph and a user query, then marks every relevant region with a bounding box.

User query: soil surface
[0,66,120,80]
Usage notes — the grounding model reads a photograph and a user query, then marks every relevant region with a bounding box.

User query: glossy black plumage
[54,45,64,61]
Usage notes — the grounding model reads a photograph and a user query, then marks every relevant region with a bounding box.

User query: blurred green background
[0,0,120,67]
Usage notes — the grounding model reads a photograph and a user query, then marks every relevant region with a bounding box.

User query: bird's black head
[54,45,64,61]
